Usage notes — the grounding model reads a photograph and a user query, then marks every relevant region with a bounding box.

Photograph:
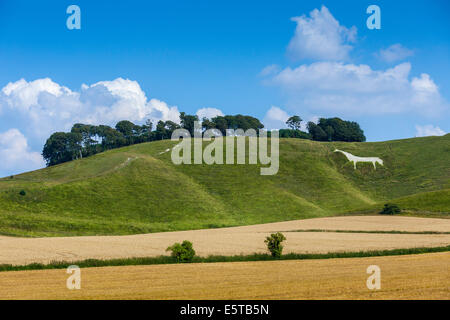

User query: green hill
[0,134,449,237]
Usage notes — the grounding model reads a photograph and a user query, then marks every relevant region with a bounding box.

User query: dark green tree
[115,120,136,144]
[208,114,264,135]
[278,129,311,139]
[286,115,302,130]
[317,118,365,142]
[307,122,328,141]
[380,203,401,215]
[201,117,215,131]
[42,132,82,166]
[97,125,126,149]
[179,112,199,136]
[166,240,196,263]
[324,125,334,142]
[265,232,286,258]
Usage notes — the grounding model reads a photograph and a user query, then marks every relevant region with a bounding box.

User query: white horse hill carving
[334,149,383,170]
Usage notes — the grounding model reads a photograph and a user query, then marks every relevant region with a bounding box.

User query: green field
[0,134,449,237]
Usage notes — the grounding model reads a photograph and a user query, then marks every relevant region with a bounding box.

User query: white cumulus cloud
[0,78,181,147]
[271,61,447,117]
[0,129,45,177]
[263,106,290,130]
[287,5,356,61]
[415,125,446,137]
[196,107,224,120]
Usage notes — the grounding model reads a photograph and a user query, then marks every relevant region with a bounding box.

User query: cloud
[415,125,446,137]
[377,44,414,63]
[0,129,45,177]
[196,107,224,120]
[270,61,447,117]
[410,73,440,105]
[0,78,181,147]
[287,5,356,61]
[263,106,290,129]
[259,64,281,77]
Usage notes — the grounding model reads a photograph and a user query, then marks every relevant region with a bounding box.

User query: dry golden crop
[0,252,448,300]
[1,216,449,265]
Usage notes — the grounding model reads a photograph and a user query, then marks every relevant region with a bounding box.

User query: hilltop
[0,134,448,237]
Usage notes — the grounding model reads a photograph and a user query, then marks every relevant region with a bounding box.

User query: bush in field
[265,232,286,258]
[380,203,401,215]
[19,190,26,196]
[166,240,196,263]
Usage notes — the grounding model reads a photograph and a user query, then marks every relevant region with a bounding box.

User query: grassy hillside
[0,134,449,237]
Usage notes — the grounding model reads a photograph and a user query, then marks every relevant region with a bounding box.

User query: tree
[154,120,180,140]
[164,120,180,133]
[208,114,264,135]
[71,123,100,156]
[324,125,334,142]
[66,132,83,160]
[201,117,215,131]
[278,129,311,139]
[307,122,328,141]
[210,116,228,135]
[144,119,153,133]
[115,120,136,144]
[179,112,199,136]
[41,114,271,166]
[97,125,126,149]
[42,132,82,166]
[166,240,196,263]
[286,115,302,130]
[317,118,365,142]
[306,118,366,142]
[380,203,401,215]
[265,232,286,258]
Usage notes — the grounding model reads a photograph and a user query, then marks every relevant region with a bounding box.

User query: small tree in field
[166,240,196,263]
[265,232,286,258]
[379,203,401,215]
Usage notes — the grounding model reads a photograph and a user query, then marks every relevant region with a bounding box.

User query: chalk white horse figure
[334,149,383,170]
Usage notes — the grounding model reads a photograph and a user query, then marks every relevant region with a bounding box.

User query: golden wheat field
[0,252,448,300]
[1,216,449,266]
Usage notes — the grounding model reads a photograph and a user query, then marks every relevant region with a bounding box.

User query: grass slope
[0,134,449,236]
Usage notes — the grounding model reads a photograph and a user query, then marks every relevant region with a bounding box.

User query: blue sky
[0,0,449,176]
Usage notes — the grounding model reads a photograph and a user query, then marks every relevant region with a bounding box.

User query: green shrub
[19,190,26,196]
[380,203,401,215]
[265,232,286,258]
[166,240,196,263]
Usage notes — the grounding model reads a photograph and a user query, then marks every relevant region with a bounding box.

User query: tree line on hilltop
[42,113,365,166]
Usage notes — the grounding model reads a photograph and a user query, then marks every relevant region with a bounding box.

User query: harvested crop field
[0,216,449,266]
[0,252,448,299]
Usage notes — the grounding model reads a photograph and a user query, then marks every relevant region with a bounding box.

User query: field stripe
[0,252,448,300]
[0,216,449,266]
